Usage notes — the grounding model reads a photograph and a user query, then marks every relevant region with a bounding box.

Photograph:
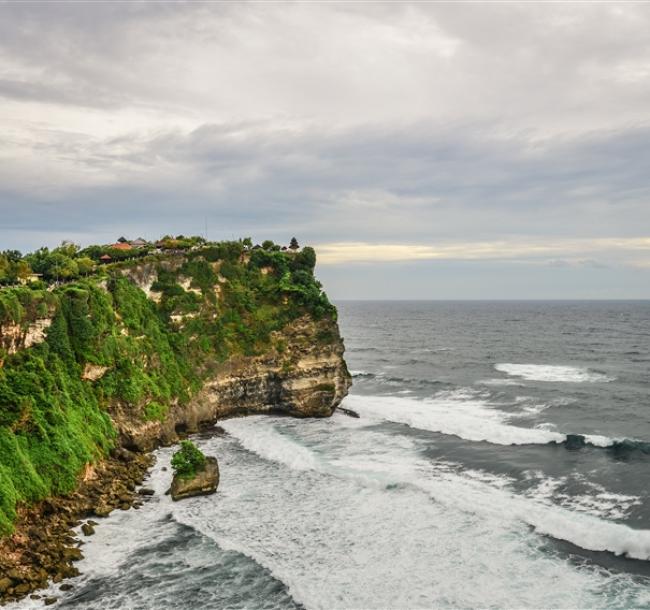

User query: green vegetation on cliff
[0,237,335,534]
[171,440,206,480]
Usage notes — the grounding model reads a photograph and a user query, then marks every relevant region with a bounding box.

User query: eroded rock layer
[115,315,351,451]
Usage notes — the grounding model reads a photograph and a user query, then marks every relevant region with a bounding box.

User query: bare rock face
[194,315,352,419]
[81,363,110,381]
[115,314,352,451]
[170,457,219,501]
[0,318,52,359]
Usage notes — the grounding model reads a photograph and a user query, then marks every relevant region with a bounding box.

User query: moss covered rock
[170,456,219,501]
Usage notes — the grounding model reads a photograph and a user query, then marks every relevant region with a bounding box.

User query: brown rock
[0,577,12,593]
[93,505,112,518]
[44,597,58,606]
[63,547,83,561]
[81,363,109,381]
[112,448,135,462]
[81,523,95,536]
[170,457,219,501]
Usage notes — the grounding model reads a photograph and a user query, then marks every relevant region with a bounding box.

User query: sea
[11,301,650,609]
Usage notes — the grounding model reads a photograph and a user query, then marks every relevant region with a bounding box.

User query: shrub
[171,440,206,479]
[143,401,168,422]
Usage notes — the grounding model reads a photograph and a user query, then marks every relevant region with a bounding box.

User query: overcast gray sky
[1,1,649,298]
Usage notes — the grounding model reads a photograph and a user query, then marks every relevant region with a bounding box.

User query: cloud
[2,2,650,133]
[0,2,648,295]
[314,238,650,265]
[4,118,650,246]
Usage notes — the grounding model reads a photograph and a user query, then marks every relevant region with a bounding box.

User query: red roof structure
[110,242,132,251]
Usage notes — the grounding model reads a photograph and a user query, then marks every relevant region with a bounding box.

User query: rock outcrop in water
[170,456,220,501]
[564,434,587,450]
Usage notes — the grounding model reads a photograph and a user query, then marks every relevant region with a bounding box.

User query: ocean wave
[523,472,643,521]
[220,416,650,562]
[402,357,428,366]
[421,468,650,562]
[342,394,649,457]
[343,393,566,446]
[478,378,527,387]
[351,370,447,389]
[219,419,318,471]
[495,363,615,383]
[414,347,451,353]
[601,438,650,457]
[350,370,377,379]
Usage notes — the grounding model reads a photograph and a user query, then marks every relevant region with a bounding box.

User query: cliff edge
[0,238,351,603]
[0,238,351,541]
[117,313,351,452]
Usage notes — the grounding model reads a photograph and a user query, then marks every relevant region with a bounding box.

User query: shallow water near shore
[11,301,650,609]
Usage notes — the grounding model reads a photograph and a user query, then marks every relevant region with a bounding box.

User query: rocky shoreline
[0,448,155,606]
[0,299,351,606]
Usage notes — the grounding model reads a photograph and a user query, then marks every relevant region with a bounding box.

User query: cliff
[0,288,57,364]
[117,314,350,451]
[0,241,351,537]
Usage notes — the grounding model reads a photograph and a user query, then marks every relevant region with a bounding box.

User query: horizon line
[332,298,650,302]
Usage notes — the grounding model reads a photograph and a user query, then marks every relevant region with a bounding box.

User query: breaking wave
[495,364,615,383]
[342,393,648,457]
[221,417,650,563]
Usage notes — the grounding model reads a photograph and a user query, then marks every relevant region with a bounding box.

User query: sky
[1,1,649,299]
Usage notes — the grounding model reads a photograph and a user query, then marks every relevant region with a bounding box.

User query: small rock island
[169,440,219,501]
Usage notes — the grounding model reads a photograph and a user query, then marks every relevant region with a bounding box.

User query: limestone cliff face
[0,317,52,359]
[115,314,351,451]
[0,252,351,454]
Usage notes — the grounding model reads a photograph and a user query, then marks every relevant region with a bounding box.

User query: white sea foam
[417,464,650,562]
[343,392,567,446]
[179,422,635,608]
[220,418,319,471]
[584,434,617,447]
[477,378,526,387]
[519,403,552,416]
[220,416,650,563]
[14,416,649,610]
[495,363,615,383]
[218,406,650,599]
[342,393,633,453]
[524,473,643,521]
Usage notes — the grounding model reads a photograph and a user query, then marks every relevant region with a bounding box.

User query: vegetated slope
[0,240,349,535]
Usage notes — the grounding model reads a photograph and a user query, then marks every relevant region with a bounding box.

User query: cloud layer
[1,2,649,297]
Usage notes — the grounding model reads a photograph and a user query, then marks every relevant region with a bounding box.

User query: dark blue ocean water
[13,301,650,609]
[339,300,650,527]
